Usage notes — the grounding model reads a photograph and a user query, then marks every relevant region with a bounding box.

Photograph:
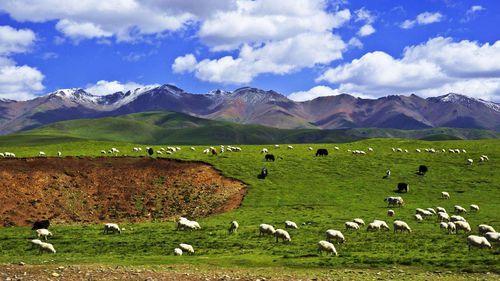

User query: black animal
[382,169,391,179]
[32,219,50,230]
[265,154,275,161]
[147,147,154,156]
[397,182,409,193]
[417,165,428,175]
[257,167,268,179]
[315,148,328,156]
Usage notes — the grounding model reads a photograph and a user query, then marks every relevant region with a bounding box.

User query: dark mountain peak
[428,93,500,112]
[0,98,16,103]
[158,84,183,93]
[230,87,289,104]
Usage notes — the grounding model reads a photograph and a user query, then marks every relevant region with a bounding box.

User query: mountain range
[0,84,498,135]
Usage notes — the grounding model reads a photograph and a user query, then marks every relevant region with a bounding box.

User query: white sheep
[259,224,276,236]
[484,232,500,242]
[38,151,46,157]
[436,207,446,213]
[478,224,496,235]
[57,151,62,157]
[454,205,467,214]
[439,222,449,231]
[345,221,360,231]
[426,208,437,215]
[373,220,390,230]
[353,218,365,226]
[261,148,268,154]
[447,222,456,234]
[450,215,466,222]
[367,222,381,231]
[326,229,345,243]
[481,155,489,161]
[467,235,492,251]
[334,146,339,150]
[274,144,280,148]
[384,196,404,207]
[387,210,395,217]
[284,220,298,229]
[393,220,411,233]
[38,242,56,254]
[437,212,450,222]
[441,192,450,199]
[414,214,423,222]
[416,149,421,153]
[287,145,294,149]
[467,158,473,165]
[30,239,43,249]
[455,221,472,233]
[103,223,121,234]
[470,204,479,212]
[308,147,313,151]
[174,248,183,256]
[179,243,194,254]
[228,221,239,234]
[368,147,373,152]
[36,229,52,240]
[317,240,337,256]
[177,217,201,231]
[274,229,291,242]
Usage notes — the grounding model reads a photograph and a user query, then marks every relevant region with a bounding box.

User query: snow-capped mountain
[0,85,498,134]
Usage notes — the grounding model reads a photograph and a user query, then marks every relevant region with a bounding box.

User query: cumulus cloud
[0,25,36,55]
[288,85,343,101]
[85,80,158,95]
[317,37,500,101]
[357,24,375,37]
[400,12,443,29]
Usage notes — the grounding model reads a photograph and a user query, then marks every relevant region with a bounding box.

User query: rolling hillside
[0,111,497,146]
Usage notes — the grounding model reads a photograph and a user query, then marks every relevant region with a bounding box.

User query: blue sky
[0,0,499,101]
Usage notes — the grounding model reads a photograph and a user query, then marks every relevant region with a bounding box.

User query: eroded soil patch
[0,157,246,226]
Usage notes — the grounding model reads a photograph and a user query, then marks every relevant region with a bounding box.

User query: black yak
[417,165,428,175]
[315,149,328,156]
[257,167,268,179]
[32,219,50,230]
[397,183,409,193]
[265,154,275,161]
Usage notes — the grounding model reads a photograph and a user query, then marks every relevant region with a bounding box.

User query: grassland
[0,138,498,274]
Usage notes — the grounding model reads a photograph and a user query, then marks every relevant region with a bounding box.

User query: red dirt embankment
[0,157,246,227]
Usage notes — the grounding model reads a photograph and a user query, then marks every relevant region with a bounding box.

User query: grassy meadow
[0,138,498,273]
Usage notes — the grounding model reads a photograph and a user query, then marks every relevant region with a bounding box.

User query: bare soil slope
[0,157,246,226]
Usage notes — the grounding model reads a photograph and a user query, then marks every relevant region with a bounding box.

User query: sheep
[345,221,360,231]
[103,223,121,234]
[426,208,437,215]
[30,239,43,249]
[416,149,421,153]
[393,220,411,233]
[373,220,390,231]
[447,222,456,234]
[334,146,339,150]
[325,229,345,243]
[414,214,423,222]
[387,210,395,217]
[101,150,107,154]
[397,148,402,152]
[439,222,449,231]
[467,235,492,251]
[261,148,268,154]
[353,218,365,226]
[174,248,183,256]
[179,243,194,254]
[441,191,450,199]
[36,229,52,240]
[274,144,280,148]
[437,212,450,222]
[484,232,500,243]
[454,205,467,214]
[384,196,404,207]
[284,220,298,229]
[177,217,201,231]
[308,147,313,151]
[368,147,373,152]
[274,229,291,242]
[38,151,46,157]
[228,221,239,234]
[436,207,446,213]
[57,151,62,157]
[467,158,474,165]
[481,155,489,161]
[367,222,382,232]
[478,224,496,235]
[259,224,276,236]
[470,204,479,212]
[318,240,337,256]
[450,215,466,222]
[455,221,472,233]
[38,242,56,254]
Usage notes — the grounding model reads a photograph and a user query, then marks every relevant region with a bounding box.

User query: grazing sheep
[414,214,423,222]
[36,229,52,240]
[274,144,280,148]
[455,221,472,233]
[436,207,446,213]
[368,147,373,152]
[57,151,62,157]
[103,223,121,234]
[179,243,194,254]
[326,230,345,243]
[228,221,239,234]
[481,155,489,161]
[450,215,466,222]
[101,150,107,154]
[318,240,337,256]
[384,196,404,207]
[478,224,496,235]
[470,204,479,212]
[467,158,473,165]
[467,235,492,251]
[387,210,395,217]
[454,205,467,214]
[274,229,291,242]
[484,232,500,243]
[39,151,46,157]
[261,148,268,154]
[259,224,276,236]
[345,222,360,231]
[448,222,456,234]
[367,222,382,232]
[437,212,450,222]
[177,217,201,231]
[308,147,313,151]
[334,146,339,150]
[426,208,437,215]
[287,145,294,149]
[440,222,449,231]
[190,147,196,151]
[373,220,390,231]
[38,242,56,254]
[393,220,411,233]
[30,239,43,249]
[416,149,421,153]
[284,220,298,229]
[353,218,365,226]
[174,248,183,256]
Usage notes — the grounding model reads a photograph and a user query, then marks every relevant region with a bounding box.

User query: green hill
[0,111,497,146]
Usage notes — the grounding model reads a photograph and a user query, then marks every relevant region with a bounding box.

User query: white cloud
[464,5,485,22]
[85,80,158,95]
[400,12,443,29]
[288,85,342,101]
[355,7,375,24]
[317,37,500,101]
[175,32,346,84]
[0,57,44,100]
[348,37,363,49]
[0,25,36,55]
[55,19,112,40]
[357,24,375,37]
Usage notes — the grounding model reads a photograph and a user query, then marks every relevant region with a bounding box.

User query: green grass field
[0,138,498,273]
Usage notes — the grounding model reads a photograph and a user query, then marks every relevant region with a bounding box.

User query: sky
[0,0,499,102]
